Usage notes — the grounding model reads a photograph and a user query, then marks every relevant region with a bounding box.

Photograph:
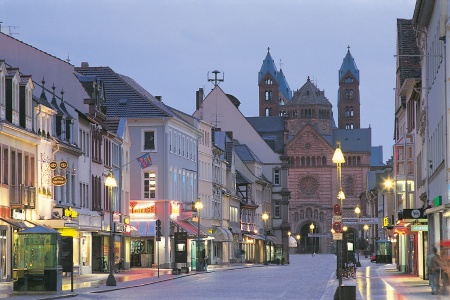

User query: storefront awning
[289,236,297,248]
[266,235,282,245]
[212,226,233,242]
[243,233,264,240]
[0,217,27,229]
[172,219,211,238]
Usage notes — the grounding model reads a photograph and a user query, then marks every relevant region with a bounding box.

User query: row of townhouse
[0,32,290,287]
[365,0,450,283]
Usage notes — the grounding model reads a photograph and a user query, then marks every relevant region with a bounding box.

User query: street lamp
[105,171,117,286]
[195,199,203,271]
[310,223,315,255]
[354,205,361,267]
[332,141,345,289]
[363,224,369,258]
[262,212,269,265]
[296,234,301,254]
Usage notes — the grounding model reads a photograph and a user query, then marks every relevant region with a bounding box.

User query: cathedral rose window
[299,176,318,196]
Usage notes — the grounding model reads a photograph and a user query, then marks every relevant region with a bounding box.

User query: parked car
[370,253,376,262]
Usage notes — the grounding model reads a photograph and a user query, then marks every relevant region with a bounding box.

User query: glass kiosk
[13,225,62,292]
[376,239,392,264]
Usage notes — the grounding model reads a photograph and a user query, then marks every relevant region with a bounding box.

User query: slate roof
[75,67,177,119]
[333,128,372,153]
[339,48,359,82]
[397,19,421,87]
[258,48,292,100]
[236,170,251,184]
[234,144,263,163]
[246,116,285,154]
[289,77,332,106]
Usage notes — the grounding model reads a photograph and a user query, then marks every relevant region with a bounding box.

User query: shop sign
[52,175,66,186]
[130,201,155,214]
[63,207,78,219]
[411,225,428,231]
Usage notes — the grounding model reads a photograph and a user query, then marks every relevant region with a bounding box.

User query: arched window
[300,210,304,219]
[345,176,355,196]
[350,106,354,116]
[357,156,361,165]
[322,156,327,165]
[294,212,299,222]
[265,108,270,116]
[311,156,316,166]
[314,210,318,220]
[296,157,301,167]
[345,107,350,116]
[306,208,312,218]
[301,157,305,166]
[319,212,324,221]
[349,89,353,98]
[306,157,310,166]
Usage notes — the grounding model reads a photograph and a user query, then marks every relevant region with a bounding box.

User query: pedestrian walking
[428,247,438,294]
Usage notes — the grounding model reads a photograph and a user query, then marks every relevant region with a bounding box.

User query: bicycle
[115,257,124,273]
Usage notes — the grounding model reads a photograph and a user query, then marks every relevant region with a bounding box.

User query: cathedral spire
[339,45,359,82]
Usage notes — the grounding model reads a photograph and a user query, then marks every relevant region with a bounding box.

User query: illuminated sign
[383,217,389,227]
[171,203,180,216]
[130,201,155,214]
[63,207,78,219]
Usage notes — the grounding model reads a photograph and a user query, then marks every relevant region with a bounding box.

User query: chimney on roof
[196,88,204,110]
[155,96,162,101]
[81,62,89,68]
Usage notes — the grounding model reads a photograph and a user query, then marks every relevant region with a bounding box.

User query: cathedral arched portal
[295,220,323,254]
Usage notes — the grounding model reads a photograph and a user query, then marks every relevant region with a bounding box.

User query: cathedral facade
[257,48,371,254]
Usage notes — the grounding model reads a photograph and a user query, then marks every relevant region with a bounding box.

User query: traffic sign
[333,233,343,240]
[343,217,378,225]
[332,222,343,233]
[332,216,342,223]
[333,204,341,215]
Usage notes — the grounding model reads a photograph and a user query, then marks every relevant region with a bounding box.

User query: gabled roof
[339,47,359,82]
[258,48,292,100]
[75,66,177,119]
[289,77,332,106]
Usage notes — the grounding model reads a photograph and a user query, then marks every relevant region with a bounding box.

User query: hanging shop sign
[52,175,67,186]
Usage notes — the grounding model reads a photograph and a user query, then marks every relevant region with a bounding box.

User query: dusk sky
[1,0,416,160]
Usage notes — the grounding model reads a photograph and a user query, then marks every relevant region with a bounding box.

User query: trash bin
[334,286,356,300]
[276,258,280,265]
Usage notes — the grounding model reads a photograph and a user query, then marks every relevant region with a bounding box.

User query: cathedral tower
[338,47,360,129]
[258,48,292,116]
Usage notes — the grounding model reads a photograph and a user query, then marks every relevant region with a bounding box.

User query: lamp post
[296,234,301,254]
[105,171,117,286]
[310,223,315,256]
[354,205,361,267]
[363,224,369,258]
[262,212,269,265]
[332,141,345,289]
[195,199,203,271]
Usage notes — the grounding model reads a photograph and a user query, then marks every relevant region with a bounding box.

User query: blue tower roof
[258,48,292,100]
[339,47,359,82]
